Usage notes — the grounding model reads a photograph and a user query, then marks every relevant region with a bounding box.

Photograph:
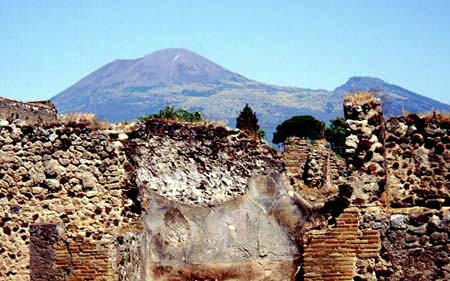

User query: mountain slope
[334,76,450,115]
[72,48,248,88]
[52,49,450,141]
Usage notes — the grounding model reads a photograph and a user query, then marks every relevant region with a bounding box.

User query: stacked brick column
[283,137,310,180]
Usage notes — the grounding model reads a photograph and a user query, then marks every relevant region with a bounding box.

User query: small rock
[228,224,236,231]
[118,133,128,141]
[32,186,46,195]
[390,214,408,229]
[0,119,9,126]
[409,224,427,235]
[86,190,98,198]
[44,179,60,190]
[49,133,58,142]
[44,159,65,176]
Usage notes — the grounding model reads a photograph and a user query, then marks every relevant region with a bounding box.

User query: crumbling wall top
[0,96,57,125]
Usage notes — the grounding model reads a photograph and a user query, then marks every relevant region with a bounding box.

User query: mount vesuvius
[52,48,450,140]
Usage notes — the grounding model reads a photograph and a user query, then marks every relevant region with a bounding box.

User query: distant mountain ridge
[334,76,450,115]
[52,48,450,141]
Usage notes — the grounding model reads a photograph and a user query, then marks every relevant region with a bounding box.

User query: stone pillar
[30,223,68,281]
[116,232,149,281]
[344,94,385,205]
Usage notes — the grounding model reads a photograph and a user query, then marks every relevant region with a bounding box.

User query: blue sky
[1,1,450,104]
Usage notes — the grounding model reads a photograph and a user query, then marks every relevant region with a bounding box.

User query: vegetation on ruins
[343,91,375,103]
[140,106,202,122]
[272,115,325,144]
[236,104,260,139]
[325,117,346,156]
[58,113,110,130]
[258,129,266,140]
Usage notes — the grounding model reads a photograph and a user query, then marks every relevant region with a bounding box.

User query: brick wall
[283,137,310,180]
[282,138,346,187]
[57,240,112,281]
[30,223,115,281]
[303,208,381,281]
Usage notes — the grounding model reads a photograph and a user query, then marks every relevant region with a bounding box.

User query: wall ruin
[0,117,285,280]
[0,98,57,125]
[296,94,450,281]
[1,94,449,280]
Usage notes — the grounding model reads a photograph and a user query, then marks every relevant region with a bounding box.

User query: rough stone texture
[127,119,283,206]
[0,97,57,124]
[30,223,67,281]
[0,118,287,280]
[1,93,450,280]
[0,121,137,280]
[282,137,346,205]
[116,232,150,281]
[344,96,385,205]
[385,113,450,208]
[358,208,450,281]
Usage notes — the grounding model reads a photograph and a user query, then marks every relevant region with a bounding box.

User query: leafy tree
[140,106,202,122]
[325,117,346,156]
[272,115,325,144]
[236,104,260,139]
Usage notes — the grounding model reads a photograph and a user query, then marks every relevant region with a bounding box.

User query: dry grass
[58,113,110,130]
[344,91,375,104]
[200,119,229,128]
[401,108,411,117]
[420,111,450,123]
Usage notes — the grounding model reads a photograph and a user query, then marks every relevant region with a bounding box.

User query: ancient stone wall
[301,94,449,281]
[355,207,450,281]
[344,94,385,205]
[1,92,449,280]
[385,113,450,209]
[283,137,310,180]
[0,97,57,125]
[0,118,284,280]
[282,137,346,203]
[0,120,136,280]
[128,119,282,206]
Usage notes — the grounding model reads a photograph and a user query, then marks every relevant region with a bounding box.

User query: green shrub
[325,117,346,156]
[140,106,203,122]
[258,130,265,140]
